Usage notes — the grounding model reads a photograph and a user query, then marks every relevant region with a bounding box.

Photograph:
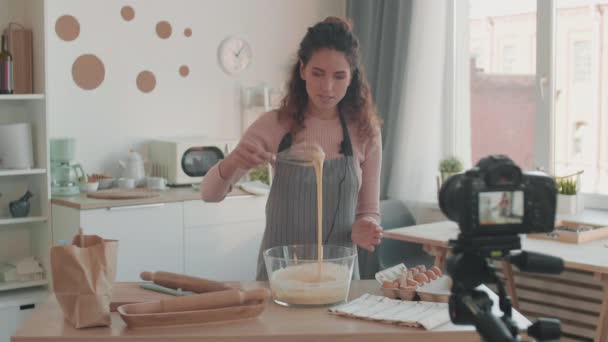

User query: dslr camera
[438,155,563,342]
[439,154,557,239]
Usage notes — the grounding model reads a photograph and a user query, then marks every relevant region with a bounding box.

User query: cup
[146,177,167,190]
[117,178,135,189]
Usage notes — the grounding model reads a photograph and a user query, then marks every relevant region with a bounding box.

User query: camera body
[439,155,557,237]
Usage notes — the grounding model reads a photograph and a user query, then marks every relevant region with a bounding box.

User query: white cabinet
[183,196,266,281]
[0,288,46,342]
[0,0,49,295]
[52,202,184,281]
[185,220,265,281]
[51,194,267,283]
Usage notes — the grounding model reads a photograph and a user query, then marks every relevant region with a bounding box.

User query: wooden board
[110,283,174,311]
[528,220,608,244]
[110,282,242,311]
[87,189,161,200]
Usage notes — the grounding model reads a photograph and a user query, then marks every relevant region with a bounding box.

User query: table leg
[596,274,608,342]
[423,245,449,269]
[501,261,519,310]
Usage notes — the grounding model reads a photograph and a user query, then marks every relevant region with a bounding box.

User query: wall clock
[218,36,252,75]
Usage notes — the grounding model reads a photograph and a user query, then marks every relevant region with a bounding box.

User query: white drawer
[183,196,266,228]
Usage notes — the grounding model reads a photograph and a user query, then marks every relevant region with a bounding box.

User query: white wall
[46,0,345,175]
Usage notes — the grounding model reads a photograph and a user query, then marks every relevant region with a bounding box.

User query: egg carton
[375,263,449,302]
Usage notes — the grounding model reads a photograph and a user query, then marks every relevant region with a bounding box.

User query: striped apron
[256,113,360,281]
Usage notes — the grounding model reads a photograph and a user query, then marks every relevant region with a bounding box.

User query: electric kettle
[119,150,146,186]
[51,161,86,196]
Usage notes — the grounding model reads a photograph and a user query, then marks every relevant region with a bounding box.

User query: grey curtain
[347,0,413,279]
[347,0,413,200]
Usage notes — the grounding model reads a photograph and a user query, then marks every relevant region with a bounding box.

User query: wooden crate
[528,220,608,244]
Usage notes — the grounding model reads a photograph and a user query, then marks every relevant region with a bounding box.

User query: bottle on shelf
[0,33,14,94]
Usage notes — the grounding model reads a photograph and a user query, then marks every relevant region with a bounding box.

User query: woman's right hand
[219,140,274,179]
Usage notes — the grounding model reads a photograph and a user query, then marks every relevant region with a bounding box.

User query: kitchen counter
[12,280,530,342]
[50,187,253,210]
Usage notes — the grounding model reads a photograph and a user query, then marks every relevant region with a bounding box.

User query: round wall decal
[55,15,80,41]
[156,21,172,39]
[137,70,156,93]
[179,65,190,77]
[121,6,135,21]
[72,54,105,90]
[184,28,192,37]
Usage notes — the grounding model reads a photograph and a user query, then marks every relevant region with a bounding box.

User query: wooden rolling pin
[140,271,232,293]
[159,288,271,313]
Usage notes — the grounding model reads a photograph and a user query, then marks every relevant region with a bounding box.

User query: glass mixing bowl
[263,244,357,307]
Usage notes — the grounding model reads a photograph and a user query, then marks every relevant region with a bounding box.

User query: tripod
[447,234,564,342]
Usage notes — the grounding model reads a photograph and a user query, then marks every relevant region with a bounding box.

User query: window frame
[461,0,608,210]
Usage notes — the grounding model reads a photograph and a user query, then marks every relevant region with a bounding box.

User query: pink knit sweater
[200,110,382,222]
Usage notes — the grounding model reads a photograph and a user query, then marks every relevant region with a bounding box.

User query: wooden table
[12,280,529,342]
[384,221,608,342]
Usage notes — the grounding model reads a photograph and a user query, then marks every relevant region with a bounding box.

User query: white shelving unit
[0,279,47,292]
[0,94,44,100]
[0,169,46,176]
[0,0,49,300]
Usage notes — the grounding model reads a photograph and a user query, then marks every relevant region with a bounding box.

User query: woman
[201,17,383,281]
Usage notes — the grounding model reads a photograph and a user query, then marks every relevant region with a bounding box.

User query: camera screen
[478,191,524,225]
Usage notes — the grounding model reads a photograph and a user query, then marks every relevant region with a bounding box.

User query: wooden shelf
[0,168,46,176]
[0,94,45,101]
[0,279,48,292]
[0,216,47,226]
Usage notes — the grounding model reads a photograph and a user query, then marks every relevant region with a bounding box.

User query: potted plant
[439,157,463,184]
[555,171,584,215]
[248,165,271,185]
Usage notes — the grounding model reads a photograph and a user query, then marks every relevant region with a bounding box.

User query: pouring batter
[201,17,383,281]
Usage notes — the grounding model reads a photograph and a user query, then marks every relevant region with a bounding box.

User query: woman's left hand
[351,218,383,252]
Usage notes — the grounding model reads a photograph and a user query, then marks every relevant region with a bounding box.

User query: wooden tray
[528,220,608,244]
[117,300,266,329]
[87,189,160,200]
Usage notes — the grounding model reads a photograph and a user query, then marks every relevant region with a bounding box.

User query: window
[469,0,537,170]
[468,0,608,207]
[501,45,516,73]
[573,40,591,82]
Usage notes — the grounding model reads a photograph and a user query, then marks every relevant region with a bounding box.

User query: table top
[383,221,608,274]
[12,280,529,342]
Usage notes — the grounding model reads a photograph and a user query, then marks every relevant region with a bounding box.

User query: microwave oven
[149,137,237,185]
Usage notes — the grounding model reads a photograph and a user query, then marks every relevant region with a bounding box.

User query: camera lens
[438,173,466,223]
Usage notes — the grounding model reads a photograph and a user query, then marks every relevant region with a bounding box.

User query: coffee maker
[50,138,87,196]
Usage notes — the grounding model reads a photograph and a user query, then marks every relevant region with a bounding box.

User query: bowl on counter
[79,182,99,193]
[263,244,357,307]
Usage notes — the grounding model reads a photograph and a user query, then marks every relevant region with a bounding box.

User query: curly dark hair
[277,17,382,139]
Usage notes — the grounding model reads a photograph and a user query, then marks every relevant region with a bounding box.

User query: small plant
[249,165,270,185]
[439,157,463,173]
[556,177,577,195]
[554,170,583,195]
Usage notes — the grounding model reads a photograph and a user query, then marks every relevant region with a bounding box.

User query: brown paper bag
[50,231,118,328]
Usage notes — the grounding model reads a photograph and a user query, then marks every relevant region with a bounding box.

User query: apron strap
[277,132,293,153]
[277,111,353,156]
[338,112,353,156]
